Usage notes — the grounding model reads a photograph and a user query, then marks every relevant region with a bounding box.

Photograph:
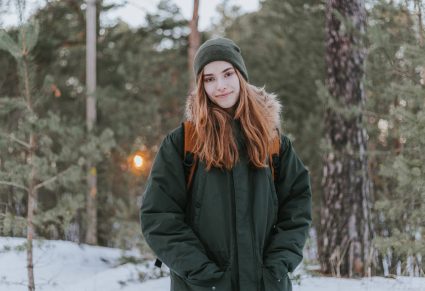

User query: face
[202,61,241,110]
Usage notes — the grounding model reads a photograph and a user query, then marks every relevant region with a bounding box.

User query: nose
[216,77,227,91]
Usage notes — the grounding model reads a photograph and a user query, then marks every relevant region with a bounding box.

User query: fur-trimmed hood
[184,84,282,134]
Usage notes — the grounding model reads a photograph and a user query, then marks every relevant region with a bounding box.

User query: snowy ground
[1,237,424,291]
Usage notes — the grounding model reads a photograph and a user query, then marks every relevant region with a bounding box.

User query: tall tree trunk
[18,20,37,290]
[415,0,424,45]
[416,0,425,85]
[27,133,36,291]
[188,0,200,92]
[319,0,375,277]
[85,0,98,245]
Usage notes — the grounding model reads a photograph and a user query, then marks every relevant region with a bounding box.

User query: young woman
[140,37,312,291]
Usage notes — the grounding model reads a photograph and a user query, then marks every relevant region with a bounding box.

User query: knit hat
[193,37,249,83]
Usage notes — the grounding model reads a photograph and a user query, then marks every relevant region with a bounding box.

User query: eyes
[204,71,234,83]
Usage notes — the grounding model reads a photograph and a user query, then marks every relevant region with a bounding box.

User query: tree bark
[319,0,375,277]
[27,133,36,291]
[188,0,200,92]
[85,0,98,245]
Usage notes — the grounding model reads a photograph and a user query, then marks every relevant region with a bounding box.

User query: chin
[219,103,235,109]
[218,100,237,109]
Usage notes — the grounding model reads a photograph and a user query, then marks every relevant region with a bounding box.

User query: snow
[1,237,424,291]
[295,276,425,291]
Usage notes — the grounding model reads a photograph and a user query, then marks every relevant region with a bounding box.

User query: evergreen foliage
[0,0,424,278]
[366,0,425,276]
[0,0,190,249]
[0,17,115,242]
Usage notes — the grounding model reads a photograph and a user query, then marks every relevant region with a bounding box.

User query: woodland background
[0,0,424,288]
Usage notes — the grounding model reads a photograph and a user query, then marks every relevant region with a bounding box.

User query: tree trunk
[85,0,98,245]
[319,0,375,277]
[415,0,424,46]
[415,0,425,85]
[19,22,37,290]
[27,133,36,291]
[188,0,200,92]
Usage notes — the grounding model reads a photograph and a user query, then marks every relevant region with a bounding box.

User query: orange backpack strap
[183,121,198,190]
[268,129,281,182]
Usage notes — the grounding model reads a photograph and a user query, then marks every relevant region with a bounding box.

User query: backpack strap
[183,121,198,190]
[269,130,281,183]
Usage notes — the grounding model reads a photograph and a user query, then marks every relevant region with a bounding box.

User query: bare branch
[33,167,72,191]
[0,181,28,192]
[10,134,31,149]
[0,131,31,149]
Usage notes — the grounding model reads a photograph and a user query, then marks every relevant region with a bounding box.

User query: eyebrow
[203,67,234,77]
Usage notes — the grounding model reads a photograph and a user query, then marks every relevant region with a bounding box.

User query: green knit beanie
[193,37,249,83]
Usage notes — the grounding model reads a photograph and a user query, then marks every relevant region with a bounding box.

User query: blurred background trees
[0,0,424,278]
[366,0,425,276]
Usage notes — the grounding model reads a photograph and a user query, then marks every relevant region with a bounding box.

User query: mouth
[216,92,232,98]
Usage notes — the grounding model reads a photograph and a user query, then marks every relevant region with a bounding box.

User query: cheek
[204,83,215,99]
[231,79,241,95]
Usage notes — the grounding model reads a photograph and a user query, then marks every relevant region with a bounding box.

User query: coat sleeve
[263,135,312,279]
[140,128,224,284]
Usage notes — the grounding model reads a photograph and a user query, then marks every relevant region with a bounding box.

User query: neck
[224,106,236,116]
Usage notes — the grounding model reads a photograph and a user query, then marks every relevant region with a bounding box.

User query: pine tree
[0,20,77,291]
[0,12,117,288]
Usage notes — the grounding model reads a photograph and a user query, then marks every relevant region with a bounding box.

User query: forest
[0,0,424,290]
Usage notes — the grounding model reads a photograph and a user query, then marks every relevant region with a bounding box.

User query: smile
[216,92,232,98]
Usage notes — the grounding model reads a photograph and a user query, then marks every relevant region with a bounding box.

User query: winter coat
[140,85,312,291]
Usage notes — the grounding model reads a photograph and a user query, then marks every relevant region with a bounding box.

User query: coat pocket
[171,268,232,291]
[261,267,291,291]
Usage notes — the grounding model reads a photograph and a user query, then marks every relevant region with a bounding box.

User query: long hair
[191,68,276,170]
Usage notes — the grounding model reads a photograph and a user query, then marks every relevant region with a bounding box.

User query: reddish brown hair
[191,68,275,170]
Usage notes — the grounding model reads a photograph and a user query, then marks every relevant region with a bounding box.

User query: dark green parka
[140,86,312,291]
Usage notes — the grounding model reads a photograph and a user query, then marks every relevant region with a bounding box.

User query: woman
[140,37,312,291]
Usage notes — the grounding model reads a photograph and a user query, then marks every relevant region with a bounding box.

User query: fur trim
[184,84,282,134]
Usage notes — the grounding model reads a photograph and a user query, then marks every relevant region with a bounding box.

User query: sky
[1,0,261,31]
